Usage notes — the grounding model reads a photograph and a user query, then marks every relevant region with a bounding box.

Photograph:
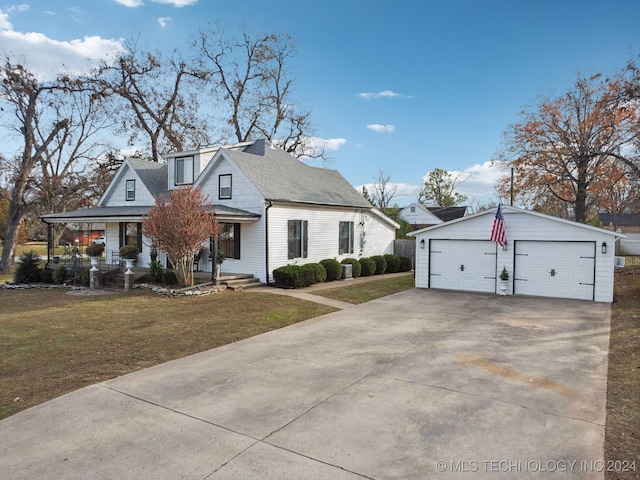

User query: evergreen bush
[359,257,376,276]
[13,250,42,284]
[399,256,412,272]
[162,270,178,285]
[371,255,387,275]
[119,245,139,259]
[80,268,91,286]
[273,265,303,288]
[301,263,327,285]
[320,258,342,281]
[40,268,54,284]
[383,254,401,273]
[148,259,164,283]
[52,265,68,284]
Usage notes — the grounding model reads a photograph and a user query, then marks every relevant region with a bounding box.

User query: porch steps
[221,274,263,291]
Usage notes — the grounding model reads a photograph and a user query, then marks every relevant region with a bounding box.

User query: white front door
[429,240,497,293]
[514,241,595,301]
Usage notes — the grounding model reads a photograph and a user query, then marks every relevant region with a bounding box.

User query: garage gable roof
[408,205,625,238]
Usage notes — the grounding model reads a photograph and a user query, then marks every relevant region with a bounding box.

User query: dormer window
[175,156,194,185]
[126,180,135,201]
[219,174,232,199]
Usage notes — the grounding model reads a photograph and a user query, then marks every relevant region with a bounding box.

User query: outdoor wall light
[420,239,425,249]
[602,242,607,254]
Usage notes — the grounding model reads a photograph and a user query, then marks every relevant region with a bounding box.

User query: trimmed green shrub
[147,260,164,283]
[40,268,54,284]
[320,258,342,281]
[341,257,361,278]
[371,255,387,275]
[85,244,104,257]
[162,270,178,285]
[301,263,326,285]
[359,257,376,276]
[52,265,68,284]
[384,254,401,273]
[119,245,139,259]
[273,265,303,288]
[14,250,42,283]
[399,256,412,272]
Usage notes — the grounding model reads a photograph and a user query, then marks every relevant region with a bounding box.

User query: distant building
[398,203,467,230]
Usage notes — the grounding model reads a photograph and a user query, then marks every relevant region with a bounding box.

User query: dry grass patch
[606,267,640,479]
[0,288,335,420]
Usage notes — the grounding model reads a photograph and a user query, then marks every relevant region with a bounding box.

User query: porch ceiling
[42,205,261,224]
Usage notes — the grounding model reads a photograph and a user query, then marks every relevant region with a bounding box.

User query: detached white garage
[410,206,624,302]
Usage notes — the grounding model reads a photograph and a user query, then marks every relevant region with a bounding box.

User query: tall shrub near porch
[142,187,219,287]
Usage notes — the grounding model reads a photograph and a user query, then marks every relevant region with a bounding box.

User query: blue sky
[2,0,640,207]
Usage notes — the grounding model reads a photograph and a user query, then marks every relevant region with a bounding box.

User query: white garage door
[429,240,497,293]
[514,241,595,301]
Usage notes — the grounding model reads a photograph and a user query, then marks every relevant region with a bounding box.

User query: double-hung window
[339,221,354,255]
[219,174,232,199]
[175,156,194,185]
[218,223,240,259]
[288,220,308,259]
[126,180,135,201]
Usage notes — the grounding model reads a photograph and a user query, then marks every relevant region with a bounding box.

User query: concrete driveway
[0,289,610,479]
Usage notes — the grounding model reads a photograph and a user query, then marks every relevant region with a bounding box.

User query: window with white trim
[126,179,135,201]
[219,174,232,199]
[175,156,194,185]
[288,220,308,259]
[339,221,354,255]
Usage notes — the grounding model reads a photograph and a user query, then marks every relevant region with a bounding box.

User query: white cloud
[158,16,172,28]
[0,9,125,79]
[306,136,347,152]
[0,11,11,29]
[7,4,29,13]
[151,0,198,6]
[367,124,394,133]
[114,0,144,6]
[357,90,412,99]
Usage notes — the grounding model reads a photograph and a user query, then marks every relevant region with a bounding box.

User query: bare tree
[195,24,325,160]
[97,42,210,162]
[370,170,397,211]
[0,60,109,272]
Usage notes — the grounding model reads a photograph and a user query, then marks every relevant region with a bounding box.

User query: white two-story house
[42,139,399,284]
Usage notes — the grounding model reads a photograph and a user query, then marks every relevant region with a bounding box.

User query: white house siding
[196,153,267,281]
[266,204,395,282]
[398,204,442,226]
[413,208,620,302]
[104,166,156,207]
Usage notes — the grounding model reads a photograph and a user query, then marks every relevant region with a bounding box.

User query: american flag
[490,204,507,246]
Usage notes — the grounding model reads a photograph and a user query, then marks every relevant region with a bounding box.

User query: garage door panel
[514,241,595,301]
[430,240,496,293]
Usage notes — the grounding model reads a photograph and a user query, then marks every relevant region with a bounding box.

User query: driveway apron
[0,289,611,479]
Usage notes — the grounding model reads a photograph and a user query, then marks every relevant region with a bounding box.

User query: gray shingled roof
[127,158,168,198]
[222,146,373,208]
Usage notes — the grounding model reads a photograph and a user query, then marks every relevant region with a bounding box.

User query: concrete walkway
[0,288,611,479]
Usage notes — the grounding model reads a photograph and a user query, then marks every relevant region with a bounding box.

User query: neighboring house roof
[219,144,373,209]
[426,206,467,222]
[599,213,640,227]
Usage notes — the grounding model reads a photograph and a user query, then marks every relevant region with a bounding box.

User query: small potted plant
[85,244,104,271]
[119,245,139,274]
[498,267,509,295]
[216,251,225,279]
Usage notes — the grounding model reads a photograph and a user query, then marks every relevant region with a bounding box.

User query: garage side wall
[414,210,617,302]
